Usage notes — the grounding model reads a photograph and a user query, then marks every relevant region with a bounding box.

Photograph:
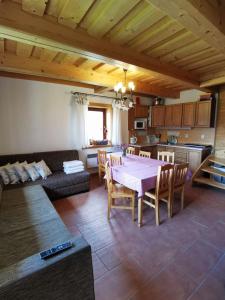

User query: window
[87,107,107,142]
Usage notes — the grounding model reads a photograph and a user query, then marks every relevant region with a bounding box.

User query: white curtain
[71,95,89,149]
[112,105,122,145]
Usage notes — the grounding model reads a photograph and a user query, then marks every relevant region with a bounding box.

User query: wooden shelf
[201,166,225,177]
[209,156,225,166]
[194,177,225,190]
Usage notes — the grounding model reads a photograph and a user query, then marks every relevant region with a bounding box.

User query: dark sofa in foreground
[0,150,94,299]
[0,150,90,200]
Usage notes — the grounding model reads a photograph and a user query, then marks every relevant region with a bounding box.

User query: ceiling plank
[0,0,199,88]
[108,1,163,45]
[80,0,139,38]
[0,37,4,53]
[58,0,94,29]
[16,42,33,57]
[22,0,48,17]
[40,48,58,62]
[146,0,225,55]
[0,53,180,98]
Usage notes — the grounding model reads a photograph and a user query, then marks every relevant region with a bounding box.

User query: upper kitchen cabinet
[134,105,149,118]
[165,104,182,127]
[151,106,165,127]
[195,100,212,127]
[128,107,135,130]
[182,102,196,127]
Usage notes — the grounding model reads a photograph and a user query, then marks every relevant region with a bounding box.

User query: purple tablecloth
[111,155,166,197]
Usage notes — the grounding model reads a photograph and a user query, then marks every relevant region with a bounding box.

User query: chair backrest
[139,150,151,158]
[157,151,175,163]
[98,150,107,167]
[126,147,135,155]
[156,164,174,197]
[110,154,122,166]
[174,163,189,189]
[105,161,113,192]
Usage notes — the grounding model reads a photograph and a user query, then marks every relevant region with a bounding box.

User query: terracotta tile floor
[54,175,225,300]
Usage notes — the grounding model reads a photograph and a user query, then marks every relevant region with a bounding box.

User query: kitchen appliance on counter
[134,119,147,130]
[167,135,178,145]
[147,135,160,144]
[130,136,137,144]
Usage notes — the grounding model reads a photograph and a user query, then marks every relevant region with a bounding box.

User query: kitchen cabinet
[151,99,215,128]
[135,105,149,118]
[156,145,211,172]
[128,107,135,130]
[165,104,182,127]
[182,102,196,127]
[173,104,183,127]
[195,100,212,127]
[151,106,165,127]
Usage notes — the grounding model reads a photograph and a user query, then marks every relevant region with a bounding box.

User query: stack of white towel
[63,160,84,174]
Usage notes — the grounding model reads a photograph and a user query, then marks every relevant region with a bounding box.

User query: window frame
[88,107,107,140]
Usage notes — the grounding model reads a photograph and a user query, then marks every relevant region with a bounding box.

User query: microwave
[134,119,147,130]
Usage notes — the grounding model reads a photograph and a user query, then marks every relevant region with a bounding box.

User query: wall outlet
[184,133,189,138]
[201,134,205,140]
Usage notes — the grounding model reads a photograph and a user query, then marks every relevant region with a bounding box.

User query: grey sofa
[0,150,90,200]
[0,183,95,299]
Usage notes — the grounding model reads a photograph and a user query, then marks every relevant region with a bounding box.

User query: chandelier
[113,69,135,111]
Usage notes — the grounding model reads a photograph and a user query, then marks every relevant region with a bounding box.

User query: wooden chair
[126,147,135,155]
[138,164,174,226]
[173,163,189,211]
[110,154,122,166]
[97,150,107,180]
[105,162,136,221]
[139,150,151,158]
[158,151,175,163]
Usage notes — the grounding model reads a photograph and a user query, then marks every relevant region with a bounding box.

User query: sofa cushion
[0,150,79,172]
[41,170,90,190]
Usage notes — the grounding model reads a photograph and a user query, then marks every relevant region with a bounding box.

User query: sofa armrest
[0,236,95,300]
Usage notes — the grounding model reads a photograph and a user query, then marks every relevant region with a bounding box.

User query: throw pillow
[35,160,52,179]
[14,161,30,183]
[6,163,20,184]
[24,163,40,181]
[0,165,10,185]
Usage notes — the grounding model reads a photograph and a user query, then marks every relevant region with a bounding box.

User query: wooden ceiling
[0,0,225,98]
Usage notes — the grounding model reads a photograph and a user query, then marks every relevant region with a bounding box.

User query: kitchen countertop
[129,143,212,151]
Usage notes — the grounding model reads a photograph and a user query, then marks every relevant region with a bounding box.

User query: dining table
[108,153,167,226]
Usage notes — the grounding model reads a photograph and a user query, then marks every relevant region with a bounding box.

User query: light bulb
[114,84,119,92]
[117,82,123,90]
[121,86,126,93]
[128,81,135,91]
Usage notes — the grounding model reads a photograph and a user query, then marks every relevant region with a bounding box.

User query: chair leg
[132,195,135,222]
[181,187,185,210]
[138,197,143,227]
[168,192,173,218]
[155,198,160,226]
[107,195,111,220]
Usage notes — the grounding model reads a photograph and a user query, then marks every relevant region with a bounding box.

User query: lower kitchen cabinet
[156,145,211,172]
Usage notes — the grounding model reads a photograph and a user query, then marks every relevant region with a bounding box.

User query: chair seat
[111,183,134,198]
[145,189,169,200]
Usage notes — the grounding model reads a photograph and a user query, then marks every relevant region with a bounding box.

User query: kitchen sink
[183,143,212,149]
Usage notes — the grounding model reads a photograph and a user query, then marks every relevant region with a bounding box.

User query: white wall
[0,77,128,154]
[165,89,203,105]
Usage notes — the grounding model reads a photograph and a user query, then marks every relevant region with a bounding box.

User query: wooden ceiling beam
[0,70,97,89]
[200,76,225,88]
[0,53,180,98]
[146,0,225,55]
[0,0,199,88]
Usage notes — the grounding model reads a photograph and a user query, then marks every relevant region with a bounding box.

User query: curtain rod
[71,91,115,100]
